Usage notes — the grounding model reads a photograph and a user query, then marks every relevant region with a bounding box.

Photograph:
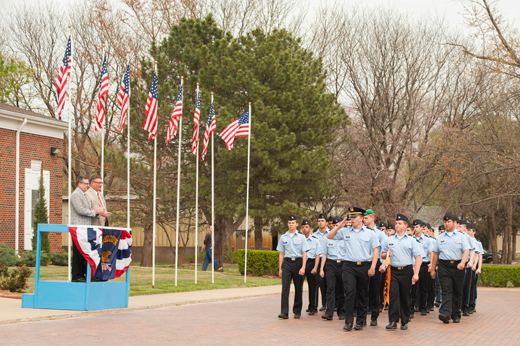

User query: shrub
[237,250,279,276]
[0,242,21,267]
[50,252,69,266]
[479,265,520,287]
[225,248,239,264]
[20,251,36,267]
[0,263,32,292]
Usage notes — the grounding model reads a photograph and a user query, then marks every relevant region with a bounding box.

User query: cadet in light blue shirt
[314,213,330,311]
[277,215,309,320]
[301,219,320,315]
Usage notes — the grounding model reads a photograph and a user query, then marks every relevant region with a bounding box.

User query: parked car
[482,250,501,263]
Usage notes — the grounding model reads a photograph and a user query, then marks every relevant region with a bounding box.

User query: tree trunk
[508,197,514,264]
[513,228,517,261]
[488,213,498,263]
[141,222,153,267]
[214,216,246,266]
[254,216,263,250]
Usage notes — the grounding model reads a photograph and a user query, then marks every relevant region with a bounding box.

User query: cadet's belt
[439,259,461,265]
[391,265,412,270]
[345,261,371,266]
[284,257,302,261]
[422,261,430,265]
[327,259,343,264]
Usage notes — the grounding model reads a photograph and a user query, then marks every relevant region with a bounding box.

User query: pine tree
[32,174,50,265]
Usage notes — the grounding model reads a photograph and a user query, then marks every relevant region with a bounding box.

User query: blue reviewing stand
[22,224,130,311]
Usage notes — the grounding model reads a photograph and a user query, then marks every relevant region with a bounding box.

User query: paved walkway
[0,286,519,345]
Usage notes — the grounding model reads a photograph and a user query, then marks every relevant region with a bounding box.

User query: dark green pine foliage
[32,175,50,265]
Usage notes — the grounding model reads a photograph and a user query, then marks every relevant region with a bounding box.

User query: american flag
[95,55,109,132]
[142,73,158,141]
[165,85,183,145]
[55,36,71,120]
[219,111,250,150]
[201,101,216,161]
[191,90,201,155]
[117,63,130,133]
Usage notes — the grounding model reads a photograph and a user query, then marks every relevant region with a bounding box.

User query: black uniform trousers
[72,242,87,280]
[303,258,317,312]
[461,265,473,313]
[379,267,387,309]
[416,261,430,312]
[434,266,441,304]
[469,263,479,310]
[368,260,382,320]
[315,256,327,307]
[388,265,413,324]
[281,258,304,315]
[427,273,435,310]
[410,278,418,312]
[438,260,465,319]
[325,259,345,317]
[343,261,371,326]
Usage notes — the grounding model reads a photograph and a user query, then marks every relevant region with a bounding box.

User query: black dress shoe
[401,323,408,330]
[379,307,383,313]
[343,323,353,331]
[321,314,333,320]
[386,322,397,330]
[319,306,326,311]
[306,309,309,312]
[421,311,428,316]
[294,314,301,319]
[309,311,315,316]
[353,310,358,317]
[338,315,345,320]
[434,301,440,307]
[370,319,377,326]
[453,317,461,323]
[438,314,450,324]
[363,320,367,326]
[278,313,289,319]
[72,277,86,283]
[410,313,414,319]
[463,311,469,316]
[384,306,389,311]
[469,309,474,314]
[367,309,372,315]
[354,324,363,331]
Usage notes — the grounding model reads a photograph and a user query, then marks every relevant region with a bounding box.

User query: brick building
[0,102,68,253]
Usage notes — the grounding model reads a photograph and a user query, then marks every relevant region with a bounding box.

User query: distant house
[0,102,68,253]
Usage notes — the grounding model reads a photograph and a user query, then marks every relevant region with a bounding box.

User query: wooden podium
[22,224,130,311]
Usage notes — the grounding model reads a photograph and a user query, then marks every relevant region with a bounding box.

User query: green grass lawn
[22,262,281,296]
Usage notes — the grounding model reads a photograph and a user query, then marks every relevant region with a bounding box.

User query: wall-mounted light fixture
[50,147,62,155]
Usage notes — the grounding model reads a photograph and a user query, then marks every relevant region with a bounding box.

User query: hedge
[237,250,279,276]
[479,265,520,287]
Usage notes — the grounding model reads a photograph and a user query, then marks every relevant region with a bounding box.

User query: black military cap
[317,213,327,220]
[443,212,457,222]
[466,223,475,230]
[396,214,409,223]
[348,206,366,218]
[301,219,310,226]
[412,219,424,226]
[288,215,298,221]
[438,225,445,231]
[327,216,334,222]
[387,224,395,230]
[332,216,344,225]
[379,222,387,228]
[459,220,467,226]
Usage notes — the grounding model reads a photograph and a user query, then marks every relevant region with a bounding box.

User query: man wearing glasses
[86,175,111,226]
[70,176,111,282]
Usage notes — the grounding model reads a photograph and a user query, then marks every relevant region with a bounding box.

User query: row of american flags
[55,36,250,158]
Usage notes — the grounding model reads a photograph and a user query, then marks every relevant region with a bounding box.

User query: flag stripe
[165,85,183,145]
[201,101,216,161]
[219,111,249,150]
[142,74,158,141]
[55,36,71,120]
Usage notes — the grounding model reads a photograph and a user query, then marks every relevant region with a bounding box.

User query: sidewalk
[0,283,301,325]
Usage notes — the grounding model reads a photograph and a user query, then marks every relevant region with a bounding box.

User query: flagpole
[101,43,105,195]
[244,102,251,283]
[126,51,131,229]
[211,92,215,284]
[174,77,183,287]
[152,61,157,288]
[195,83,199,284]
[67,25,72,282]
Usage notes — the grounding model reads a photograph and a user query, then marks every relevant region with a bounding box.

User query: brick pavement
[0,288,519,345]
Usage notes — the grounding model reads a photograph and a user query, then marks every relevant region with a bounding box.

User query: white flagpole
[101,44,105,195]
[244,103,251,283]
[67,25,72,282]
[152,61,158,288]
[211,92,215,284]
[126,51,131,229]
[195,83,199,284]
[174,77,183,287]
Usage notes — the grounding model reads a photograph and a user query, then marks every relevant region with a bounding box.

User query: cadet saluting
[328,207,380,331]
[277,215,309,319]
[381,214,423,330]
[430,212,471,324]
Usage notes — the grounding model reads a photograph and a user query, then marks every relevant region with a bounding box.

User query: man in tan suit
[86,174,111,226]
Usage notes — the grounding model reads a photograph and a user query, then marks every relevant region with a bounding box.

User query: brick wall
[0,127,63,252]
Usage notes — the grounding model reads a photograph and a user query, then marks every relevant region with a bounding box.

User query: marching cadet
[379,222,390,312]
[364,209,385,322]
[381,214,423,331]
[430,212,471,324]
[318,217,346,320]
[412,220,434,316]
[387,224,396,236]
[379,222,388,235]
[434,225,444,307]
[301,219,320,315]
[327,216,334,229]
[328,207,380,331]
[277,215,309,319]
[467,223,483,314]
[425,223,436,312]
[314,213,330,312]
[458,220,477,316]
